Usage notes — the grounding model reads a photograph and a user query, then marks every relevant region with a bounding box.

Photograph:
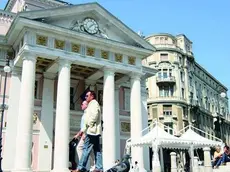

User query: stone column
[170,152,177,172]
[193,156,199,172]
[13,55,37,172]
[102,69,117,170]
[152,143,161,172]
[130,74,143,165]
[115,85,121,160]
[160,147,164,172]
[141,79,150,170]
[37,73,56,171]
[3,67,21,171]
[52,59,71,172]
[203,147,212,172]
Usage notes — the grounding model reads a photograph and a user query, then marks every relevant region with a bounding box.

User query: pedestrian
[76,91,103,172]
[74,100,95,171]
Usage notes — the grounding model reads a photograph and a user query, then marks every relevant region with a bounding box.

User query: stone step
[213,162,230,172]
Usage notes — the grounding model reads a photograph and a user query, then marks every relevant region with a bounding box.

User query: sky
[0,0,230,102]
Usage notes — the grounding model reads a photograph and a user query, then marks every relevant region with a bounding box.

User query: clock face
[83,18,99,34]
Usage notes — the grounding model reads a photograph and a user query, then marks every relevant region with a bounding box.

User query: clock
[83,18,99,34]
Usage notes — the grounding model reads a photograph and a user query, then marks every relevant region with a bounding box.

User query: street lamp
[0,58,11,172]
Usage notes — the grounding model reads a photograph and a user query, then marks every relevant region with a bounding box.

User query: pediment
[18,3,154,51]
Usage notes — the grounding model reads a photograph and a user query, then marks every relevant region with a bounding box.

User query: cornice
[0,10,15,24]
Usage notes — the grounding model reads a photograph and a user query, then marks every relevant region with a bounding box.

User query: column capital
[170,152,176,156]
[129,72,142,80]
[203,147,211,151]
[58,59,72,68]
[103,67,115,76]
[22,55,37,62]
[11,66,22,76]
[43,72,56,80]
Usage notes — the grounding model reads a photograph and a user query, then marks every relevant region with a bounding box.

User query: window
[163,69,168,78]
[34,80,39,99]
[170,86,174,96]
[163,105,172,116]
[182,88,185,99]
[169,69,172,77]
[164,122,173,134]
[183,107,188,118]
[70,87,75,110]
[189,76,192,86]
[189,93,193,104]
[158,69,161,78]
[179,56,182,64]
[159,86,174,97]
[180,71,184,82]
[160,54,168,61]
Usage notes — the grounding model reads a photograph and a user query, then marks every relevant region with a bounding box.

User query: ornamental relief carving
[71,43,81,53]
[36,35,48,46]
[121,122,130,133]
[128,56,136,65]
[115,53,123,62]
[86,47,95,56]
[101,50,109,59]
[70,18,109,39]
[55,39,65,50]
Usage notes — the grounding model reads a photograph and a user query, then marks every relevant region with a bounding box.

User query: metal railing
[156,76,176,83]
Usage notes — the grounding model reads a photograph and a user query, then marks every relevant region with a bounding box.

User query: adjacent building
[143,33,230,144]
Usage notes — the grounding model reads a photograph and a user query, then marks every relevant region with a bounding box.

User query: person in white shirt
[74,100,94,171]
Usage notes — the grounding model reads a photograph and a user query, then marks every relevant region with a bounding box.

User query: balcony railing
[148,96,187,104]
[156,76,176,84]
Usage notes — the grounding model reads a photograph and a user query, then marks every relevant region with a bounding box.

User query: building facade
[143,33,230,145]
[0,0,157,171]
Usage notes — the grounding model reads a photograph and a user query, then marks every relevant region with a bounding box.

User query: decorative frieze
[86,47,95,56]
[36,35,48,46]
[115,53,123,62]
[121,122,130,132]
[101,50,109,59]
[128,56,136,65]
[71,43,80,53]
[55,39,65,50]
[33,113,38,124]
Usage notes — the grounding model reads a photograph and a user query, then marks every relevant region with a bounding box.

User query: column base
[152,167,161,172]
[170,168,177,172]
[51,168,70,172]
[11,168,32,172]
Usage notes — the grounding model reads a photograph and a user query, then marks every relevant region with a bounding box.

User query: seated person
[212,146,222,168]
[214,145,230,168]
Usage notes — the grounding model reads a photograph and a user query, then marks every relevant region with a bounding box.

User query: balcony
[148,96,187,104]
[156,76,176,85]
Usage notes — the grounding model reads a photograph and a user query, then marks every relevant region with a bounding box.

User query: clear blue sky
[0,0,230,102]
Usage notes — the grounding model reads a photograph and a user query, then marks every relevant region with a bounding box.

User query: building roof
[4,0,71,11]
[195,61,228,91]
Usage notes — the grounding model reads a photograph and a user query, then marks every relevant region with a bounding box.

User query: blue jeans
[216,153,230,167]
[78,134,103,171]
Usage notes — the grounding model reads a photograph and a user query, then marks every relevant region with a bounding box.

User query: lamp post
[0,58,11,172]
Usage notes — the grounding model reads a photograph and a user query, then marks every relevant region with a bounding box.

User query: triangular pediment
[18,3,154,51]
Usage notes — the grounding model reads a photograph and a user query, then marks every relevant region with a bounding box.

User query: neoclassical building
[0,0,157,171]
[143,33,230,144]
